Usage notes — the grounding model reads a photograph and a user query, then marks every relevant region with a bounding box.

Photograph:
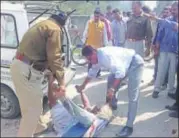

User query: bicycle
[70,26,88,66]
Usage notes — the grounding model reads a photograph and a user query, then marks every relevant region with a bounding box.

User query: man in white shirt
[76,45,144,137]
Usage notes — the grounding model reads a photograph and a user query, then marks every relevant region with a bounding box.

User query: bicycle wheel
[71,36,88,66]
[71,46,88,66]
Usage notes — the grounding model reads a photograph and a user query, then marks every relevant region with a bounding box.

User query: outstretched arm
[144,13,178,32]
[158,19,178,32]
[76,64,101,92]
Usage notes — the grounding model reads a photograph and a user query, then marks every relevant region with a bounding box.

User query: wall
[69,15,90,45]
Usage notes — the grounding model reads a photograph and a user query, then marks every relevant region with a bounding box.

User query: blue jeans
[107,54,144,127]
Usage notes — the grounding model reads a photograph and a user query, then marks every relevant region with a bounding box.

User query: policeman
[10,13,68,137]
[125,1,153,58]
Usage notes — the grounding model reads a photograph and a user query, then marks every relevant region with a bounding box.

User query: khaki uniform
[10,18,64,137]
[125,13,153,57]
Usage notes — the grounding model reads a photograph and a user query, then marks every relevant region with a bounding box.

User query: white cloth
[88,47,136,79]
[123,17,129,22]
[82,19,109,46]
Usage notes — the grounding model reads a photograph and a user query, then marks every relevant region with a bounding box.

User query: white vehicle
[1,2,74,119]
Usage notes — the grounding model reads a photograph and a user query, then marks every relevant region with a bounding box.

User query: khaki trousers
[10,59,46,137]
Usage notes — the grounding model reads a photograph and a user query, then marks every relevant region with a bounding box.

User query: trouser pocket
[28,66,44,84]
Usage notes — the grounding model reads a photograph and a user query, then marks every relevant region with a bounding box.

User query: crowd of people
[79,1,178,136]
[9,1,178,137]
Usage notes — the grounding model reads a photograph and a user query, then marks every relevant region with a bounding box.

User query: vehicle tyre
[1,85,20,119]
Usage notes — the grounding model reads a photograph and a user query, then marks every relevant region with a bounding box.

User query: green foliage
[58,1,114,15]
[57,1,175,15]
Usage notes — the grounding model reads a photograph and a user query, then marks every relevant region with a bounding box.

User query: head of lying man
[82,45,98,65]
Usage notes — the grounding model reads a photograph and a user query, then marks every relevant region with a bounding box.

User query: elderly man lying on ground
[45,73,113,137]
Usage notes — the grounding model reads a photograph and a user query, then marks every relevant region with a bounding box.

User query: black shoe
[96,74,102,79]
[161,84,167,90]
[152,91,159,98]
[117,126,133,137]
[120,79,128,86]
[165,103,178,111]
[168,93,176,100]
[169,111,178,118]
[97,76,102,79]
[120,82,127,86]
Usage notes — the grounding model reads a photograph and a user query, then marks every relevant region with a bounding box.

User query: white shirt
[88,47,136,79]
[123,17,129,22]
[82,19,108,46]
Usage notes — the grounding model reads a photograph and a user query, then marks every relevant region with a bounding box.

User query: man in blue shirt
[163,2,178,118]
[111,8,127,47]
[150,6,171,86]
[152,2,178,98]
[76,45,144,137]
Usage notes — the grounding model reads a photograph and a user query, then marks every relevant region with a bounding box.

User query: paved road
[1,60,178,137]
[66,61,178,137]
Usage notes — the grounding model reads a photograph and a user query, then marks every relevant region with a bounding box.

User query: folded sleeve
[110,65,126,79]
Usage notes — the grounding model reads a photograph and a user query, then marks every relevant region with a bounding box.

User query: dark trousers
[88,63,101,77]
[154,55,168,85]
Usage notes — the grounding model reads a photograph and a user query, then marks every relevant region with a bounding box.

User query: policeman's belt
[15,52,46,72]
[127,38,144,42]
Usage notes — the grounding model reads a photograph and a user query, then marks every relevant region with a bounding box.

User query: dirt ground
[1,60,178,137]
